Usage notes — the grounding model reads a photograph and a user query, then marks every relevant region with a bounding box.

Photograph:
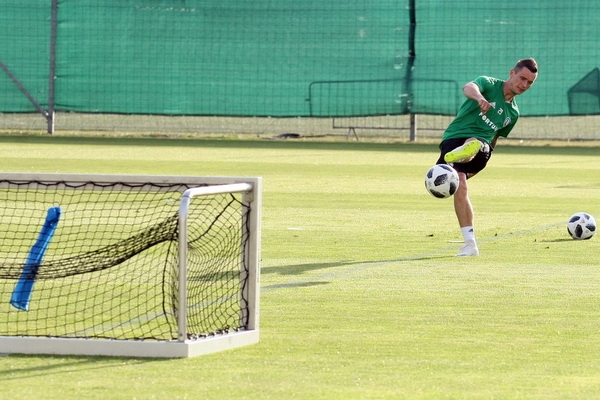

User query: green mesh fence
[1,0,600,118]
[412,0,600,117]
[0,1,50,111]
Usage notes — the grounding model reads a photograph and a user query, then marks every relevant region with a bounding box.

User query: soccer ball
[424,164,459,199]
[567,212,596,240]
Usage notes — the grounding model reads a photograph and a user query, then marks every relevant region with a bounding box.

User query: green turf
[1,135,600,399]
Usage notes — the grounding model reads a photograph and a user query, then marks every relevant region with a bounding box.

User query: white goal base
[0,330,259,358]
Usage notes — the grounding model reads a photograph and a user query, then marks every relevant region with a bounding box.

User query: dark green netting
[1,0,599,117]
[568,68,600,115]
[411,0,600,116]
[0,1,50,111]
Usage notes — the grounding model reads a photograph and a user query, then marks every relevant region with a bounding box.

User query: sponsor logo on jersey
[478,112,498,132]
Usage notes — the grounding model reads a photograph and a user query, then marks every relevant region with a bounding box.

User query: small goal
[0,173,261,358]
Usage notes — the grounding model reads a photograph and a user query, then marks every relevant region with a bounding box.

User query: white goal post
[0,173,261,358]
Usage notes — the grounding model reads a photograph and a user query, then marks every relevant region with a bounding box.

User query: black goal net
[0,176,254,341]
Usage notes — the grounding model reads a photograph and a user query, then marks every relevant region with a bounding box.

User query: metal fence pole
[47,0,58,134]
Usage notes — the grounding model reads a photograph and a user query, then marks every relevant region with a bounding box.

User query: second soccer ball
[567,212,596,240]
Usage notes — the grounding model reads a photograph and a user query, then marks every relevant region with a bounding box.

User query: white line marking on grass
[261,248,451,294]
[262,221,565,294]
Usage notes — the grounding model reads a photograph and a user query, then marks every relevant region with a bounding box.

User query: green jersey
[441,76,519,144]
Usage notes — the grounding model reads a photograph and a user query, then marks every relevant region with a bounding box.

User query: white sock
[461,226,475,243]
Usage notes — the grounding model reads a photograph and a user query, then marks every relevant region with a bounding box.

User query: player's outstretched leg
[444,139,483,164]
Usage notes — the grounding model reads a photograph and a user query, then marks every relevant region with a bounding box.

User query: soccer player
[437,58,538,256]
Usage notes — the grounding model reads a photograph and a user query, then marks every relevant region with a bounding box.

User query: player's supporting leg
[444,138,483,164]
[453,172,479,256]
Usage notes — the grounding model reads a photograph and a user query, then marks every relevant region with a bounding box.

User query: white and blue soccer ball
[424,164,459,199]
[567,212,596,240]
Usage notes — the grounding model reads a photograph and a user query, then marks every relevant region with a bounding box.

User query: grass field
[0,134,599,399]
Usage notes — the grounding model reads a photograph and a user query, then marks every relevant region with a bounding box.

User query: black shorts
[436,138,492,177]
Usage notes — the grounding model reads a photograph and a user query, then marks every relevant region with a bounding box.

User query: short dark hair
[514,58,538,73]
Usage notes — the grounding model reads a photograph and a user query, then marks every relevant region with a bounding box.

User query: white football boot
[456,240,479,257]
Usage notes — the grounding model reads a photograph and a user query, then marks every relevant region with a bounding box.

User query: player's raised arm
[463,82,492,114]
